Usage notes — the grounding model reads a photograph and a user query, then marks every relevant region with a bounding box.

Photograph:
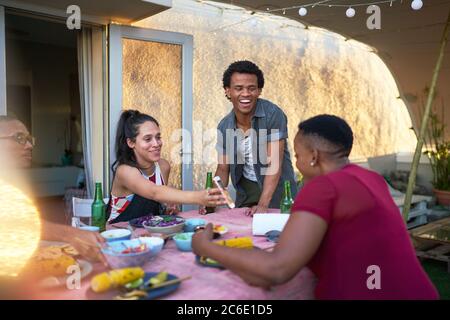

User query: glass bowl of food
[101,237,164,269]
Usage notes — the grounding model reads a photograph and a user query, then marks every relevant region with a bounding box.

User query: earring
[310,161,315,167]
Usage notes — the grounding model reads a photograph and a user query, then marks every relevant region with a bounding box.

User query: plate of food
[195,255,225,269]
[129,215,154,228]
[142,215,185,235]
[86,269,188,300]
[23,242,93,288]
[129,215,184,229]
[213,225,228,235]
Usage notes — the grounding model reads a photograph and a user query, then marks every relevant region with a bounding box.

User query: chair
[71,197,109,227]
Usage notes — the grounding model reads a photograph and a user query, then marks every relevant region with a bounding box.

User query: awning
[212,0,450,138]
[1,0,172,24]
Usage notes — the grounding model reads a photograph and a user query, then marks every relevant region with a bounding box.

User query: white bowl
[100,229,132,242]
[139,237,164,253]
[142,216,185,235]
[79,226,100,232]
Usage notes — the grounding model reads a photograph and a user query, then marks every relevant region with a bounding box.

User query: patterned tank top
[108,163,165,222]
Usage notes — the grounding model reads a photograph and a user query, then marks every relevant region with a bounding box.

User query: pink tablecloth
[31,208,316,300]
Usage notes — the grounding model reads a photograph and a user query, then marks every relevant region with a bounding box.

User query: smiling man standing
[214,60,297,215]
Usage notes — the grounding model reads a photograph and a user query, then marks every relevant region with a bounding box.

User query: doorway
[5,12,82,223]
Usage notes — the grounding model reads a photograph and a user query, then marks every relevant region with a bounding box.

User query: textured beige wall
[133,0,417,189]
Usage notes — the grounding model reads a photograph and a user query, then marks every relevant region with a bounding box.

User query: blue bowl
[100,229,132,242]
[173,232,194,252]
[184,218,206,232]
[78,226,100,232]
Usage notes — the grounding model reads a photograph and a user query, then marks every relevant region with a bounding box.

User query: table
[30,208,317,300]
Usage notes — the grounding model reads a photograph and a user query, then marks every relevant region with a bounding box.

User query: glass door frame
[108,24,194,202]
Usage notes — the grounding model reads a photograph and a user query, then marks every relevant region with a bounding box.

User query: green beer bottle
[91,182,106,232]
[280,180,294,214]
[205,172,215,214]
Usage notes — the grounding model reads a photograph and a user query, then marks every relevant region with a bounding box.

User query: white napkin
[252,213,290,236]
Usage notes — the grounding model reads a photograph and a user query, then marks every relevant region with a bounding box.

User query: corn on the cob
[214,237,253,249]
[91,267,145,293]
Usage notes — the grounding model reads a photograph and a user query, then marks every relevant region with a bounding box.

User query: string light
[346,7,356,17]
[411,0,423,10]
[298,7,308,16]
[201,0,424,33]
[201,0,422,14]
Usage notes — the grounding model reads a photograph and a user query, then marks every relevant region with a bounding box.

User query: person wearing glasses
[0,116,35,170]
[0,115,106,264]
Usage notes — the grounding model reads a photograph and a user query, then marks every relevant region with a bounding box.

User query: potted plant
[423,112,450,205]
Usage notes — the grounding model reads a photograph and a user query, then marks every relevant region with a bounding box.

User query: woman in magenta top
[193,114,438,299]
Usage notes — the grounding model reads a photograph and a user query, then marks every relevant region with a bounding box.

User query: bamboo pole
[402,10,450,223]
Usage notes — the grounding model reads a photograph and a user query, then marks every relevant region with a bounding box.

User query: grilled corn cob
[214,237,253,249]
[91,267,145,293]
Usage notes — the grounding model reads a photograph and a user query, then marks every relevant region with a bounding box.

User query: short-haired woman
[192,114,438,300]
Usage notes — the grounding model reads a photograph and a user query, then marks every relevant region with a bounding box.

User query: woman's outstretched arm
[192,211,327,287]
[116,164,225,207]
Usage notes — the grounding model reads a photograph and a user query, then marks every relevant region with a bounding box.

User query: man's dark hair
[222,60,265,89]
[298,114,354,157]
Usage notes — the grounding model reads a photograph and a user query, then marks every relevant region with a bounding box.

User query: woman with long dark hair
[107,110,224,223]
[192,114,438,300]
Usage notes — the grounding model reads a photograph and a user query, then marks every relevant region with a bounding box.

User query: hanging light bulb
[346,7,356,17]
[411,0,423,10]
[0,180,41,278]
[298,7,308,16]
